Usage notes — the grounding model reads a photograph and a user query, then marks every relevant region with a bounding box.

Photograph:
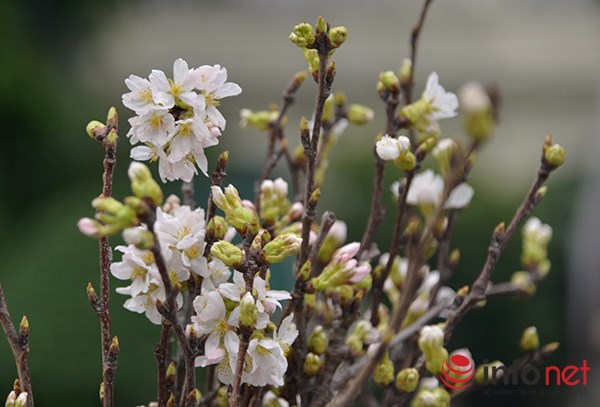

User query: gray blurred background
[0,0,599,405]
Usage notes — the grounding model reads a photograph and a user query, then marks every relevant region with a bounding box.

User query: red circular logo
[439,354,475,390]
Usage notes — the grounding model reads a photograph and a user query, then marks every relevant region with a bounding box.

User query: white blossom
[405,169,474,209]
[422,71,459,122]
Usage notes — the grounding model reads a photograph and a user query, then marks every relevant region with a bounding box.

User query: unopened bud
[290,23,316,48]
[239,292,258,328]
[395,368,419,392]
[374,354,395,387]
[328,26,348,48]
[210,241,243,268]
[519,326,540,351]
[316,16,327,35]
[399,58,412,86]
[380,71,400,92]
[129,162,163,206]
[122,228,155,250]
[308,325,328,355]
[303,353,323,376]
[86,120,106,139]
[347,104,374,125]
[263,234,302,263]
[544,143,565,169]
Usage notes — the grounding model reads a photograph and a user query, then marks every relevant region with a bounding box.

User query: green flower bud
[207,216,228,240]
[240,109,279,131]
[380,71,400,92]
[263,234,302,263]
[303,49,320,76]
[210,241,243,268]
[322,94,335,124]
[432,138,458,176]
[86,120,106,139]
[290,23,316,48]
[510,271,537,296]
[394,151,417,171]
[303,352,323,377]
[347,104,375,125]
[215,386,228,407]
[425,347,449,375]
[395,368,419,392]
[316,16,327,35]
[459,82,494,142]
[374,353,395,387]
[308,325,328,355]
[129,162,163,206]
[91,197,139,235]
[328,26,348,48]
[519,326,540,351]
[399,58,412,86]
[544,143,565,169]
[106,106,118,128]
[239,292,258,328]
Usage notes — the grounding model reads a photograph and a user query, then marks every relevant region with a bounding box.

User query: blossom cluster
[122,59,241,182]
[110,197,207,323]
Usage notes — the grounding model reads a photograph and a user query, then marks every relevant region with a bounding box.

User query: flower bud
[263,234,302,263]
[315,16,327,35]
[210,241,243,268]
[510,271,537,296]
[290,23,316,48]
[432,138,458,176]
[239,109,278,131]
[166,361,177,383]
[303,353,323,377]
[328,26,348,48]
[380,71,400,92]
[418,325,445,357]
[374,353,395,387]
[395,368,419,392]
[459,82,494,142]
[207,216,228,240]
[308,325,328,355]
[346,104,374,125]
[129,162,163,206]
[239,292,258,328]
[399,58,412,86]
[544,143,565,169]
[123,228,155,250]
[78,217,103,238]
[86,120,107,139]
[519,326,540,351]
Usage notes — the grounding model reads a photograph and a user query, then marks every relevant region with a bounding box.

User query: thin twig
[0,284,34,407]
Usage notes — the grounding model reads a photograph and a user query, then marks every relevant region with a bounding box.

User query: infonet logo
[440,354,475,389]
[439,356,590,390]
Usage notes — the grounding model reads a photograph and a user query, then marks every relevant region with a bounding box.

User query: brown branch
[0,285,34,407]
[404,0,435,106]
[254,72,307,209]
[444,164,550,342]
[88,109,119,407]
[370,172,414,326]
[358,88,400,259]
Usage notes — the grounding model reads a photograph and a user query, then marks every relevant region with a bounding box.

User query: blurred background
[0,0,599,405]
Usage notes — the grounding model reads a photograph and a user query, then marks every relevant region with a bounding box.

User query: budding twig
[88,108,119,407]
[0,285,34,407]
[254,72,307,210]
